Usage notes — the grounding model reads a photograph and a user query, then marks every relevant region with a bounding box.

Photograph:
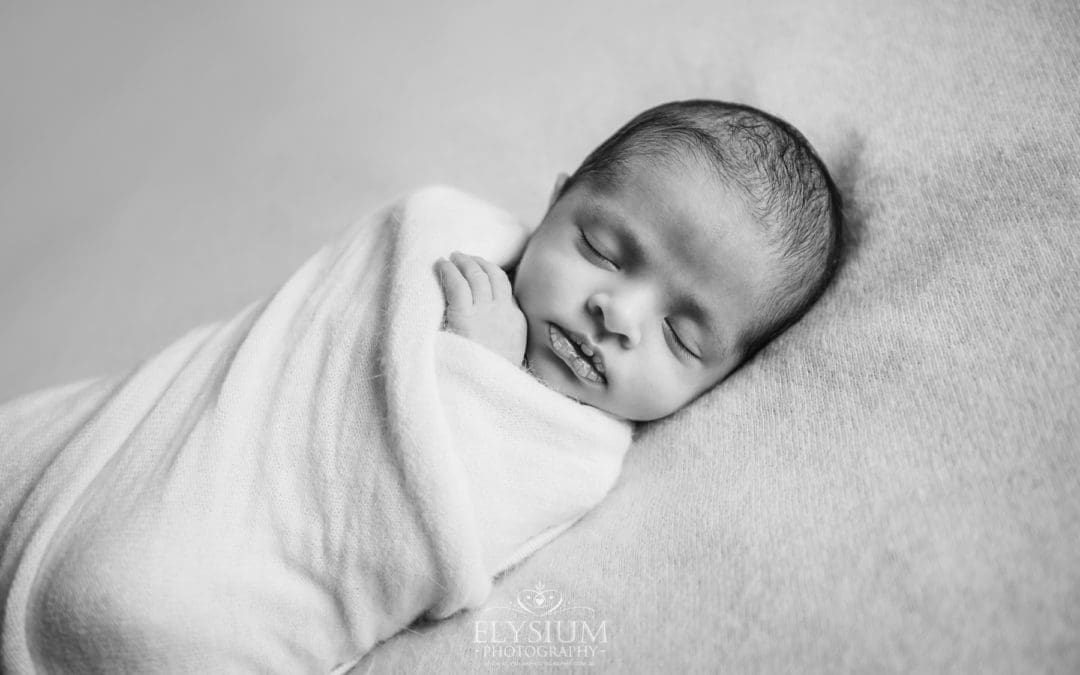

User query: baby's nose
[586,292,643,348]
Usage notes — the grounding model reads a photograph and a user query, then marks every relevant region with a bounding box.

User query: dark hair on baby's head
[562,99,843,365]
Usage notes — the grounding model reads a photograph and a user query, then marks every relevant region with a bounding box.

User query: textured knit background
[1,1,1078,672]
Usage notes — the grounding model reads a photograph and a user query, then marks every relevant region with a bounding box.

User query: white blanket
[0,186,632,673]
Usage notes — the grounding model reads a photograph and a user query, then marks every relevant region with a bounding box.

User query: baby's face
[513,156,777,422]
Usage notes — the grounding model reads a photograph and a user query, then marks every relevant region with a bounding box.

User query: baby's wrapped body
[0,187,631,673]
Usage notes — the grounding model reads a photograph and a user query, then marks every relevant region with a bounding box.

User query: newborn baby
[0,99,841,673]
[438,99,841,422]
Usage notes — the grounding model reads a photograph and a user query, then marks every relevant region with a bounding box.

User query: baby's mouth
[548,324,606,385]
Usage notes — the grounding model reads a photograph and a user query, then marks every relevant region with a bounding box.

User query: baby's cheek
[621,371,692,421]
[518,268,563,314]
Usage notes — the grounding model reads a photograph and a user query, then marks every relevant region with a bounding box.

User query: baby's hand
[436,252,527,367]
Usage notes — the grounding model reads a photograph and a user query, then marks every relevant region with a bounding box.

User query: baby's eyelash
[664,320,699,360]
[577,230,617,269]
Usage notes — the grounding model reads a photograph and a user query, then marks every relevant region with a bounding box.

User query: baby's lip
[565,328,604,372]
[552,324,604,382]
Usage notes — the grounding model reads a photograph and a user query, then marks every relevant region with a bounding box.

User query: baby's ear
[549,173,570,207]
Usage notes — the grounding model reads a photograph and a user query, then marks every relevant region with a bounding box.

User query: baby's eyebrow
[582,201,646,265]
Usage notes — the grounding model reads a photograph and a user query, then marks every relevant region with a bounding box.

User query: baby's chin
[525,343,632,422]
[524,343,574,396]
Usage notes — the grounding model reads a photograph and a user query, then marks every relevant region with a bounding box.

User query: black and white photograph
[1,1,1077,672]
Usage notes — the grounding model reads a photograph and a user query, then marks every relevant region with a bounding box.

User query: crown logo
[479,581,597,617]
[516,582,564,616]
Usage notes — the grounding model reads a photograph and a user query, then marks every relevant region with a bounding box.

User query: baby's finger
[436,258,473,310]
[472,256,512,302]
[450,251,493,304]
